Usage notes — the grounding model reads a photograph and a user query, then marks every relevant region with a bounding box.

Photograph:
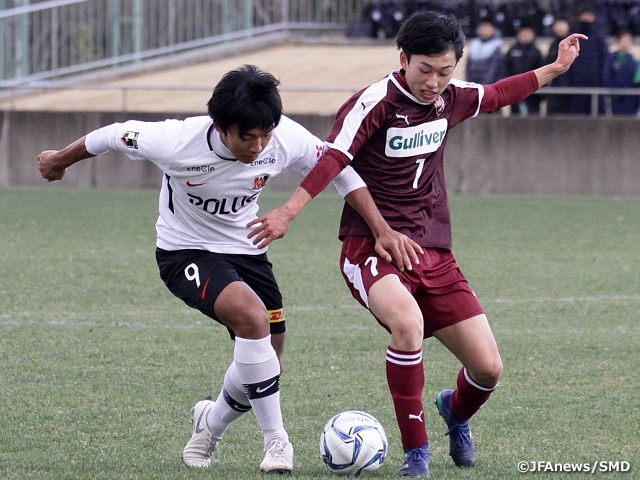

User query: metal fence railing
[3,83,640,118]
[0,0,368,87]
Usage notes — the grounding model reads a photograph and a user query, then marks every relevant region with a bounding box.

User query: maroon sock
[451,367,498,421]
[386,347,428,448]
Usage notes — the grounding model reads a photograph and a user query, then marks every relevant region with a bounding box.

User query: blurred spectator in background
[496,0,547,37]
[603,31,639,115]
[604,0,640,36]
[348,0,405,39]
[545,15,573,115]
[407,0,460,18]
[466,0,499,37]
[505,24,544,115]
[565,3,610,114]
[465,17,505,84]
[548,0,576,19]
[351,0,640,40]
[407,0,481,37]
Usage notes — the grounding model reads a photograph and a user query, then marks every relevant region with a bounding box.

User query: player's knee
[471,357,503,388]
[229,309,270,339]
[388,314,424,349]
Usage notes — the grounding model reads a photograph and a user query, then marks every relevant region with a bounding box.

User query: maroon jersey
[328,71,485,250]
[299,70,538,250]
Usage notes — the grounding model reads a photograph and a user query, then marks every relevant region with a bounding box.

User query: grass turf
[1,187,638,479]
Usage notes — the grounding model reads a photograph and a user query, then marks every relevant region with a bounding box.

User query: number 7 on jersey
[413,158,426,188]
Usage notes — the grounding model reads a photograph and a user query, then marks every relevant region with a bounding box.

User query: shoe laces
[405,445,432,464]
[265,439,289,458]
[445,421,472,449]
[206,440,220,462]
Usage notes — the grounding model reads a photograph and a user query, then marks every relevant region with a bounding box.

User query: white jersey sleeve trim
[331,74,390,155]
[325,142,353,160]
[85,123,121,155]
[275,116,366,198]
[333,165,366,198]
[449,78,485,118]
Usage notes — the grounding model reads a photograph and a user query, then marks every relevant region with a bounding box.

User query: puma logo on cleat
[409,411,424,422]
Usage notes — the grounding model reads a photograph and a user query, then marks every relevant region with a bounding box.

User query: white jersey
[86,115,365,254]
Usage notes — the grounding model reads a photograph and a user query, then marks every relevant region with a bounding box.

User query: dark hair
[207,65,282,136]
[396,11,465,62]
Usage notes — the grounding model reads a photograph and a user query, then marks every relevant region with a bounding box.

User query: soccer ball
[319,410,388,476]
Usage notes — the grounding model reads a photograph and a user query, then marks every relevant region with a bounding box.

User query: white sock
[234,336,288,446]
[207,362,251,440]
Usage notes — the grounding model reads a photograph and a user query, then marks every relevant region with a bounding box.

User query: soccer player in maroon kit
[248,11,586,477]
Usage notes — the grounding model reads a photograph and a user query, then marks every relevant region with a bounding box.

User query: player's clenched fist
[37,136,90,182]
[38,150,67,182]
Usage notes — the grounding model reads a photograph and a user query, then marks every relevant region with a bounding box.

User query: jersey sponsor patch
[186,165,215,173]
[385,118,448,157]
[121,131,139,149]
[268,308,284,323]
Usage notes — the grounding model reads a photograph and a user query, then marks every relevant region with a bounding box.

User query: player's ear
[399,49,409,70]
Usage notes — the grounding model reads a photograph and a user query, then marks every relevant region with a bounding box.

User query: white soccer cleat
[259,438,294,474]
[182,399,220,468]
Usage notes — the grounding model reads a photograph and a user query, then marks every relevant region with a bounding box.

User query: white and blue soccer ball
[319,410,388,476]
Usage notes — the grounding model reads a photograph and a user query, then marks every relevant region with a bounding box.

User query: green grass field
[1,187,638,479]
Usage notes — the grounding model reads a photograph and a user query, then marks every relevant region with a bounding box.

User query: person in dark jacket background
[465,17,505,85]
[602,31,639,115]
[505,24,544,115]
[565,3,610,115]
[545,15,572,115]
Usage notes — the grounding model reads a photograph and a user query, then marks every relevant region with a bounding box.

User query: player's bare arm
[248,184,423,271]
[534,33,588,87]
[342,187,423,271]
[247,186,312,248]
[38,136,94,182]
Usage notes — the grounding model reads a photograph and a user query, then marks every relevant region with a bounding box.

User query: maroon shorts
[339,236,484,338]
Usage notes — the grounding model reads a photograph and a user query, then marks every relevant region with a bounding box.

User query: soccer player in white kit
[37,65,419,474]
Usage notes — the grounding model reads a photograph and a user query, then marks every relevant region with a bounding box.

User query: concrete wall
[2,110,639,196]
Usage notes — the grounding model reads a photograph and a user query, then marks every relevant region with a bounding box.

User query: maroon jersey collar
[396,69,410,90]
[393,70,431,106]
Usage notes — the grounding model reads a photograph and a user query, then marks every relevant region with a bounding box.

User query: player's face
[216,123,274,164]
[400,49,457,104]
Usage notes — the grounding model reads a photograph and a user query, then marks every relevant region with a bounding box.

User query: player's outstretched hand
[247,208,292,249]
[374,227,423,272]
[38,150,67,181]
[555,33,589,73]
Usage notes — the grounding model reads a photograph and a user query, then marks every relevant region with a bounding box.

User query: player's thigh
[155,248,239,319]
[229,252,285,337]
[369,275,424,350]
[341,236,423,334]
[415,278,485,338]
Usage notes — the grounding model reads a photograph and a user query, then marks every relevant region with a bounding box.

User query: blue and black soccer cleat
[435,389,476,468]
[399,442,431,477]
